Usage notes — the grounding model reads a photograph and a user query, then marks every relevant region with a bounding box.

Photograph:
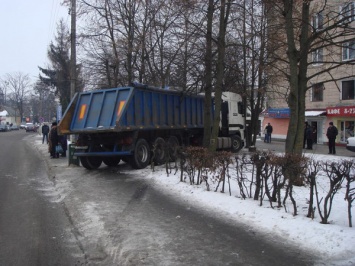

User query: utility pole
[69,0,77,146]
[70,0,76,99]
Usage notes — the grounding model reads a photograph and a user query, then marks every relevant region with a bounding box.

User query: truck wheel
[167,136,179,161]
[231,135,243,153]
[152,137,166,165]
[130,138,151,169]
[103,157,121,166]
[80,156,102,170]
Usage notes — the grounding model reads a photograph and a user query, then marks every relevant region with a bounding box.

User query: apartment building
[262,1,355,145]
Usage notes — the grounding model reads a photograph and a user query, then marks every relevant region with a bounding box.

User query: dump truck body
[58,85,245,170]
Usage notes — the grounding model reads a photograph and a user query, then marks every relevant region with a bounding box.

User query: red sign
[326,106,355,117]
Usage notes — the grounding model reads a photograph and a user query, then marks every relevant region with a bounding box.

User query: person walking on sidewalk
[326,122,338,154]
[42,123,50,144]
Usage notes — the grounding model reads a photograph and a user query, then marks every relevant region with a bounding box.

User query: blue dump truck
[58,84,245,170]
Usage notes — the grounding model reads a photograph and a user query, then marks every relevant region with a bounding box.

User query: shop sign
[326,106,355,117]
[267,108,290,118]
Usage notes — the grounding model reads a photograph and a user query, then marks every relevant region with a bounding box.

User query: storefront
[326,106,355,144]
[262,108,327,142]
[261,108,290,141]
[304,110,327,144]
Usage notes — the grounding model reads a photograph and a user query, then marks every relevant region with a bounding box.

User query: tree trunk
[210,0,231,151]
[283,1,310,155]
[203,0,214,148]
[307,174,315,218]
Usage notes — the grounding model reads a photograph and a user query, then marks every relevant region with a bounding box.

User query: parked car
[0,124,7,132]
[346,137,355,152]
[10,124,19,130]
[25,123,36,132]
[20,123,26,129]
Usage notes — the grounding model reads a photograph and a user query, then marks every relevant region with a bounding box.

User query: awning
[305,110,326,117]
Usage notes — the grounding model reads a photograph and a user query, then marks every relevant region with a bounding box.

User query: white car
[346,137,355,152]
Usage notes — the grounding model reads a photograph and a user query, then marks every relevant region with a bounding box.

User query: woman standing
[49,122,59,158]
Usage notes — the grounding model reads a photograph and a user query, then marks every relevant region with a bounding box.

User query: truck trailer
[58,84,245,170]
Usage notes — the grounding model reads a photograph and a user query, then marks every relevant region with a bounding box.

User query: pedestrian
[59,134,68,157]
[303,121,308,148]
[265,123,273,143]
[326,122,338,155]
[312,125,317,144]
[42,123,50,144]
[305,124,313,150]
[49,122,59,158]
[263,127,268,142]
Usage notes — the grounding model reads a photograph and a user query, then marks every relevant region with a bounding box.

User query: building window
[311,83,324,102]
[312,12,323,30]
[340,2,355,23]
[342,40,355,60]
[312,48,323,64]
[342,80,355,100]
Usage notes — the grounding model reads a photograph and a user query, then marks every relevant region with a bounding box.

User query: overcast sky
[0,0,69,83]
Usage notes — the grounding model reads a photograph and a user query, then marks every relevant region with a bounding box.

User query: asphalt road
[0,130,322,265]
[0,130,84,265]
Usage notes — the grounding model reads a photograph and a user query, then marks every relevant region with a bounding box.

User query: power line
[48,0,70,45]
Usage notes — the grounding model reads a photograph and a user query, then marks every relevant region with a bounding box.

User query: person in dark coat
[303,121,308,149]
[42,123,50,144]
[305,124,313,150]
[59,134,68,157]
[312,125,317,144]
[265,123,273,143]
[49,122,59,158]
[326,122,338,154]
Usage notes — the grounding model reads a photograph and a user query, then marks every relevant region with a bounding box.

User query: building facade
[263,0,355,145]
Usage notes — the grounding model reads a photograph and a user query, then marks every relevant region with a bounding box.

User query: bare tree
[202,0,214,148]
[316,160,350,224]
[3,72,32,122]
[209,0,233,151]
[344,162,355,227]
[231,0,268,147]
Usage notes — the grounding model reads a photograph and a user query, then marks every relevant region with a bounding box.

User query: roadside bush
[170,147,354,226]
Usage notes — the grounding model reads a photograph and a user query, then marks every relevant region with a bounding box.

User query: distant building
[0,106,21,125]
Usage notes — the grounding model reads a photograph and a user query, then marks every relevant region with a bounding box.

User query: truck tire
[130,138,151,169]
[152,137,166,165]
[103,157,121,166]
[231,135,243,153]
[80,156,102,170]
[167,136,179,161]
